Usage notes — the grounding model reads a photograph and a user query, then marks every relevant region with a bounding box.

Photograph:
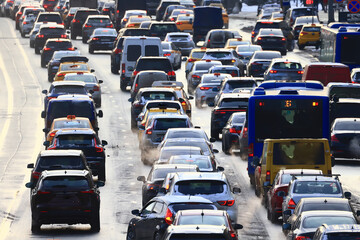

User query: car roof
[321,224,360,232]
[64,72,96,78]
[279,169,323,175]
[176,209,227,216]
[166,224,226,234]
[153,164,199,170]
[152,195,214,205]
[39,149,83,157]
[161,146,202,151]
[292,175,340,182]
[270,58,301,64]
[55,128,96,136]
[210,65,239,69]
[174,172,226,181]
[165,138,207,143]
[151,114,189,120]
[220,93,251,99]
[51,81,86,87]
[205,48,233,53]
[299,197,350,204]
[300,210,355,218]
[41,169,90,178]
[139,87,176,93]
[87,15,109,19]
[55,94,92,100]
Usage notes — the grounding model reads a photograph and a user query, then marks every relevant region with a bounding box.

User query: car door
[142,200,166,238]
[135,201,156,239]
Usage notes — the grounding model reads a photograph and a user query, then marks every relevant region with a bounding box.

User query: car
[156,0,180,21]
[351,68,360,84]
[70,9,99,40]
[63,7,88,28]
[163,4,186,21]
[120,10,147,29]
[47,50,81,82]
[168,155,219,172]
[0,0,14,17]
[284,7,315,27]
[46,129,107,181]
[162,225,236,240]
[40,38,74,68]
[224,38,249,50]
[168,9,193,22]
[164,32,195,56]
[130,71,170,100]
[270,11,284,20]
[42,81,90,111]
[87,28,117,54]
[202,48,243,70]
[63,72,103,107]
[137,164,199,206]
[165,172,241,222]
[40,0,58,11]
[126,195,217,240]
[148,22,179,41]
[235,44,262,66]
[204,29,235,48]
[187,60,222,94]
[125,15,151,28]
[34,24,67,54]
[221,112,246,154]
[210,92,250,139]
[263,58,303,81]
[101,1,115,17]
[25,170,103,233]
[246,50,282,77]
[179,0,195,9]
[330,118,360,159]
[254,28,287,55]
[313,224,360,240]
[292,15,320,39]
[29,22,45,48]
[302,62,351,86]
[283,211,359,240]
[34,12,63,25]
[19,13,37,38]
[26,150,90,187]
[258,7,281,20]
[140,114,193,164]
[157,146,204,163]
[54,56,95,81]
[162,41,182,70]
[185,47,208,77]
[195,73,232,108]
[266,169,323,223]
[175,13,194,33]
[251,20,282,43]
[82,15,113,43]
[17,5,43,31]
[161,128,216,146]
[282,175,352,224]
[45,115,94,142]
[208,65,242,78]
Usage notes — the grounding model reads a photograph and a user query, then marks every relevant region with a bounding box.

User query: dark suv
[70,9,99,40]
[26,149,90,186]
[251,20,282,43]
[148,22,179,41]
[204,29,234,48]
[35,12,63,25]
[34,25,67,54]
[26,170,103,233]
[155,0,180,21]
[40,38,74,68]
[133,56,175,82]
[46,129,107,182]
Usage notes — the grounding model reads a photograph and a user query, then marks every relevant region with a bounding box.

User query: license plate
[267,39,277,42]
[101,38,110,42]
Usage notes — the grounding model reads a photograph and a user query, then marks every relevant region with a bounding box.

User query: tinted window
[254,22,280,30]
[170,158,211,169]
[46,41,72,48]
[272,62,302,70]
[303,27,320,32]
[38,15,62,22]
[151,24,177,32]
[205,52,231,59]
[140,92,176,100]
[191,52,205,59]
[60,63,88,71]
[40,28,65,35]
[178,215,227,225]
[341,35,360,65]
[195,63,219,71]
[164,141,209,152]
[127,45,142,61]
[145,45,159,56]
[302,203,351,212]
[160,149,202,160]
[175,180,226,195]
[167,131,204,138]
[75,11,99,21]
[327,233,360,239]
[53,119,90,129]
[225,81,256,90]
[170,234,225,240]
[49,101,93,119]
[210,32,233,42]
[329,87,360,99]
[253,52,281,59]
[154,119,188,130]
[219,98,249,108]
[39,156,84,169]
[87,18,111,24]
[303,216,355,229]
[52,86,87,94]
[40,176,89,191]
[137,59,172,71]
[58,134,94,147]
[293,181,341,194]
[170,203,216,212]
[232,114,246,123]
[153,168,195,179]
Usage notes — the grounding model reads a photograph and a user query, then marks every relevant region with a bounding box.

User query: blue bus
[246,81,330,184]
[320,25,360,70]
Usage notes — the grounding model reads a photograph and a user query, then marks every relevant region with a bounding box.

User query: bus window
[341,35,360,65]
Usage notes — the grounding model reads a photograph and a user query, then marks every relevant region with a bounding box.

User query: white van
[119,36,163,91]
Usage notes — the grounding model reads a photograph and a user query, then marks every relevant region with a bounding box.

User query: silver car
[165,32,195,56]
[235,44,262,66]
[162,42,182,71]
[20,14,37,37]
[195,73,231,108]
[165,172,241,222]
[63,73,103,107]
[187,60,222,94]
[263,58,303,81]
[82,15,113,43]
[29,22,44,48]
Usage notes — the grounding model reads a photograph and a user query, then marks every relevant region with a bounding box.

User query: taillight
[72,19,80,23]
[43,47,51,51]
[47,96,56,100]
[163,53,171,56]
[295,236,311,240]
[217,200,235,206]
[81,190,95,194]
[288,198,296,209]
[192,74,200,79]
[281,37,286,41]
[176,22,182,25]
[49,132,56,137]
[167,71,175,76]
[248,143,253,157]
[229,128,241,134]
[37,34,44,38]
[32,171,41,179]
[67,47,75,50]
[57,73,65,78]
[94,138,103,152]
[23,21,28,24]
[266,170,270,182]
[93,85,100,91]
[269,70,277,74]
[61,34,67,38]
[133,70,139,76]
[331,134,339,143]
[257,37,262,41]
[84,24,92,28]
[298,70,304,74]
[134,83,138,92]
[164,208,173,225]
[199,86,211,90]
[47,139,57,150]
[106,24,113,28]
[127,23,135,27]
[145,128,152,135]
[251,31,255,36]
[37,190,50,194]
[170,17,174,21]
[92,37,99,41]
[122,63,125,74]
[114,48,122,54]
[187,58,195,62]
[242,127,248,138]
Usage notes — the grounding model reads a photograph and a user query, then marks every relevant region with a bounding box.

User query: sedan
[87,28,117,54]
[47,50,81,82]
[263,58,303,81]
[41,38,75,68]
[331,118,360,159]
[162,42,182,70]
[246,50,282,77]
[165,32,195,56]
[222,112,246,154]
[254,28,287,55]
[187,60,222,94]
[82,15,113,43]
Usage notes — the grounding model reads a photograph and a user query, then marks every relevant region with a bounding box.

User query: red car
[266,169,322,223]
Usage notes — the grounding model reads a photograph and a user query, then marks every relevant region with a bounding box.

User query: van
[193,6,223,43]
[253,138,334,197]
[119,36,163,91]
[302,62,351,86]
[130,70,170,99]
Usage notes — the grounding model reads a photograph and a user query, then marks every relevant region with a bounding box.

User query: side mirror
[283,209,291,216]
[188,95,194,100]
[232,187,241,194]
[233,223,243,230]
[27,163,34,168]
[217,166,224,172]
[131,209,140,216]
[42,128,46,133]
[25,182,34,188]
[42,89,48,94]
[331,156,335,167]
[158,187,166,194]
[208,102,215,107]
[94,127,99,131]
[96,181,105,187]
[91,69,95,73]
[128,97,134,102]
[137,176,146,182]
[252,156,260,167]
[41,111,46,118]
[213,149,219,153]
[101,140,108,146]
[194,126,201,129]
[74,47,78,50]
[344,191,352,199]
[277,191,285,197]
[98,80,103,84]
[282,223,291,231]
[43,141,50,147]
[210,137,216,143]
[97,110,103,118]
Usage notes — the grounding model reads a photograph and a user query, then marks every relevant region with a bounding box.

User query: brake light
[251,31,255,36]
[295,236,311,240]
[81,190,95,194]
[229,128,241,134]
[37,34,44,38]
[114,48,122,54]
[122,63,126,74]
[298,70,304,74]
[127,23,135,27]
[163,53,171,57]
[145,128,152,135]
[32,171,41,179]
[288,198,296,209]
[43,47,51,51]
[147,183,161,190]
[214,110,226,114]
[103,8,109,11]
[248,143,253,157]
[92,37,99,41]
[266,170,270,182]
[134,83,138,93]
[84,24,92,28]
[93,85,100,91]
[167,71,175,76]
[192,74,200,79]
[23,21,28,24]
[72,19,80,23]
[49,132,56,137]
[199,86,211,90]
[133,70,139,76]
[217,200,235,206]
[331,134,339,143]
[170,17,174,21]
[106,24,114,28]
[176,22,182,25]
[165,208,173,225]
[95,144,103,153]
[269,70,277,74]
[257,37,262,41]
[242,127,248,138]
[37,190,50,194]
[57,73,65,78]
[122,18,128,22]
[187,58,195,62]
[281,37,286,41]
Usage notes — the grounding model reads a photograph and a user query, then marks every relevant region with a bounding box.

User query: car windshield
[53,119,91,129]
[178,215,227,226]
[39,156,83,169]
[154,119,188,130]
[61,63,88,71]
[205,52,231,59]
[303,216,355,229]
[334,121,360,130]
[272,62,302,70]
[219,98,249,108]
[302,203,351,212]
[175,180,226,195]
[52,86,86,94]
[57,134,94,147]
[167,131,204,139]
[141,92,175,101]
[64,75,97,83]
[54,51,80,60]
[40,176,90,191]
[293,181,341,194]
[169,234,226,240]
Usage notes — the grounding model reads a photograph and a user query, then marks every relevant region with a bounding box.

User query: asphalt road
[0,13,359,240]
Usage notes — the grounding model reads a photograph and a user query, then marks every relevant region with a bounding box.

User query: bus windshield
[254,99,323,141]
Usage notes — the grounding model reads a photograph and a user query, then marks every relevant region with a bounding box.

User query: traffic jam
[0,0,360,239]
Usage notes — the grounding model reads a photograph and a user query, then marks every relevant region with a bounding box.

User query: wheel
[126,227,136,240]
[298,44,305,50]
[21,31,25,38]
[131,116,137,130]
[71,33,76,40]
[48,75,53,82]
[222,136,230,155]
[16,23,19,30]
[120,79,127,91]
[141,150,149,165]
[153,231,161,240]
[195,100,202,108]
[89,46,94,54]
[41,59,46,68]
[90,211,100,232]
[35,47,40,54]
[254,184,260,197]
[30,41,34,48]
[31,219,41,233]
[111,63,119,74]
[249,175,255,185]
[211,129,219,140]
[95,99,101,108]
[267,206,277,223]
[98,165,106,182]
[82,37,88,43]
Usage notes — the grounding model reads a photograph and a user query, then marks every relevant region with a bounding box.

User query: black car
[251,19,282,43]
[222,112,246,154]
[40,0,58,12]
[70,9,99,40]
[148,22,179,41]
[246,50,282,77]
[26,170,103,233]
[126,195,217,240]
[162,4,186,21]
[133,56,176,82]
[204,29,235,48]
[254,28,287,55]
[26,149,90,187]
[88,28,117,53]
[210,93,250,140]
[40,38,74,68]
[45,129,107,182]
[34,24,67,54]
[137,164,199,206]
[331,118,360,159]
[156,0,180,21]
[47,50,81,82]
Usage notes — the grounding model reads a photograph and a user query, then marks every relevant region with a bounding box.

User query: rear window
[52,86,86,94]
[169,234,226,240]
[225,81,256,90]
[153,168,195,179]
[40,28,65,35]
[167,131,203,138]
[292,9,314,18]
[272,62,302,70]
[191,51,205,59]
[253,52,281,59]
[293,181,341,194]
[205,52,231,59]
[164,141,209,152]
[58,134,94,147]
[145,45,160,56]
[87,18,111,24]
[302,27,320,32]
[170,158,211,169]
[160,149,202,161]
[127,45,142,61]
[219,98,249,108]
[303,216,355,229]
[38,14,62,22]
[64,75,96,83]
[123,29,149,36]
[169,203,216,213]
[302,203,351,212]
[175,180,226,195]
[75,11,99,21]
[327,232,360,239]
[210,32,234,42]
[154,118,188,130]
[334,121,360,130]
[151,24,178,32]
[39,156,83,169]
[141,92,176,100]
[40,176,89,191]
[178,215,226,226]
[254,22,280,30]
[46,41,72,48]
[195,63,219,71]
[137,59,172,71]
[60,63,88,71]
[54,119,91,129]
[49,101,93,119]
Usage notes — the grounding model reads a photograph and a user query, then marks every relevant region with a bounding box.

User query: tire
[41,59,46,68]
[98,165,106,182]
[16,23,19,30]
[254,184,260,197]
[82,37,88,43]
[195,100,202,108]
[30,41,34,48]
[31,219,41,233]
[211,129,219,140]
[153,231,161,240]
[96,99,101,108]
[111,63,119,74]
[298,44,305,50]
[35,47,40,54]
[267,206,277,223]
[222,136,230,155]
[90,211,100,232]
[89,46,94,54]
[249,175,255,185]
[71,33,76,40]
[120,79,127,91]
[21,31,25,38]
[126,227,136,240]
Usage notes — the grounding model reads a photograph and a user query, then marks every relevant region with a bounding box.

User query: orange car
[125,15,151,28]
[175,14,193,32]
